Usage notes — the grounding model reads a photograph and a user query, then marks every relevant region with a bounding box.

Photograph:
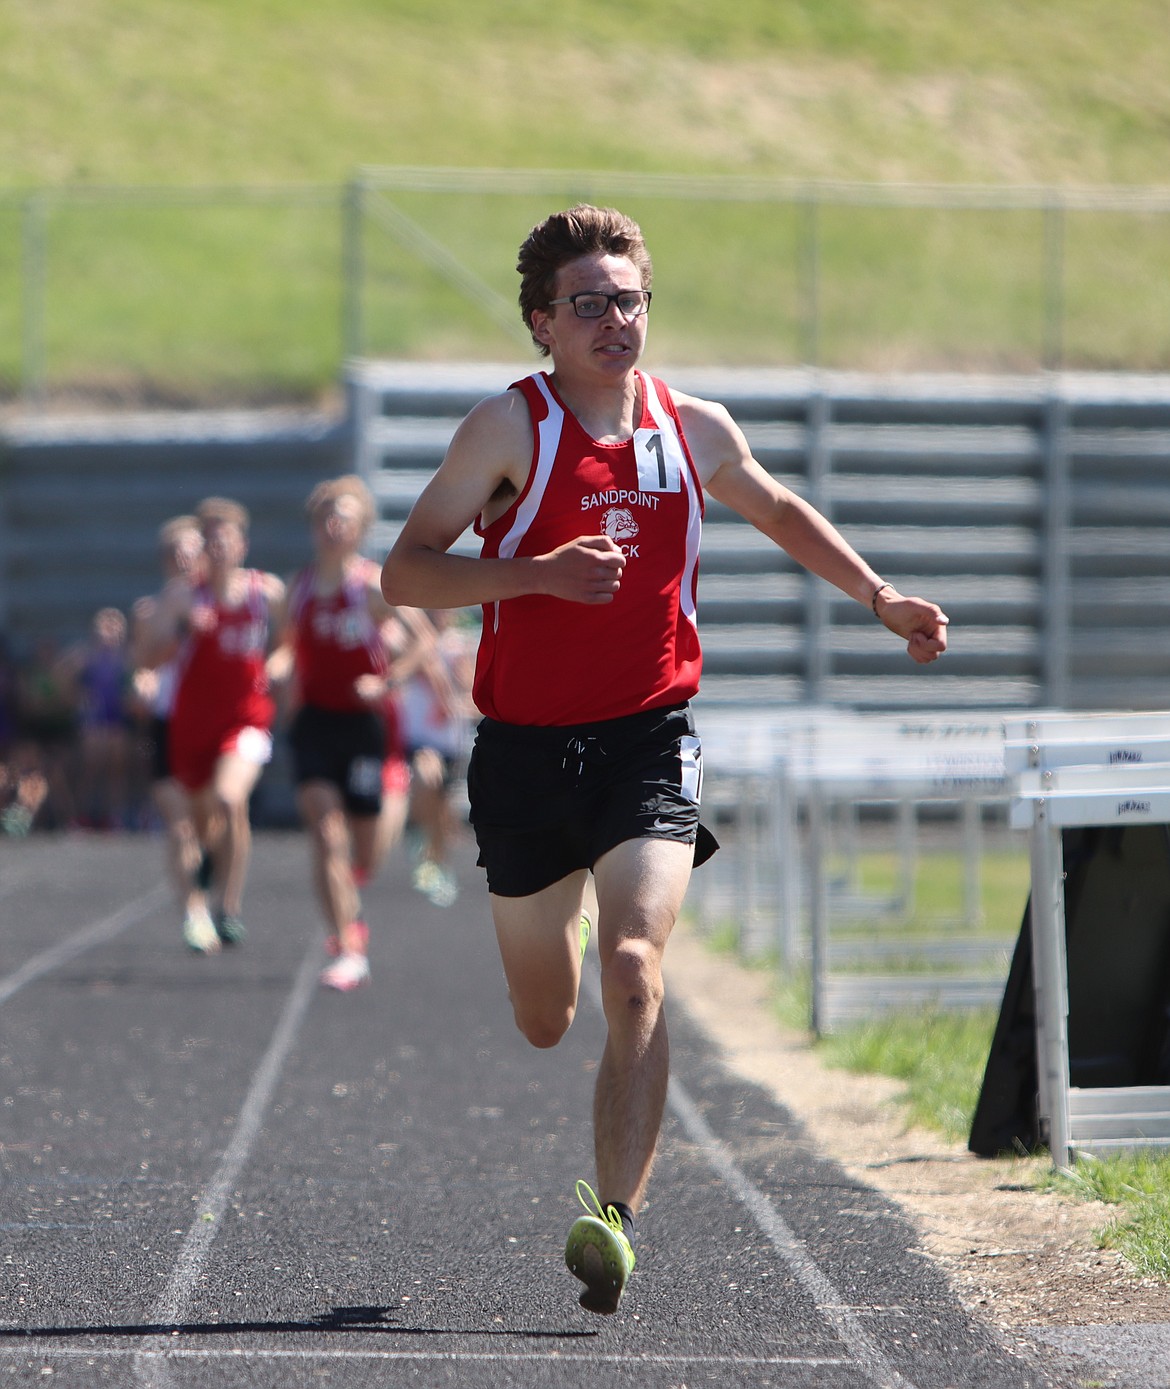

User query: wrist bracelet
[871,582,893,617]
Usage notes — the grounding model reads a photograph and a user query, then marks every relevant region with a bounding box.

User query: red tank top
[171,572,274,736]
[289,559,387,713]
[473,371,704,726]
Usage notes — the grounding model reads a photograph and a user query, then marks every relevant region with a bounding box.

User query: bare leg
[209,750,264,918]
[490,840,691,1206]
[409,748,448,863]
[298,781,357,944]
[179,788,223,953]
[371,787,408,871]
[153,776,203,917]
[491,870,590,1050]
[590,838,693,1212]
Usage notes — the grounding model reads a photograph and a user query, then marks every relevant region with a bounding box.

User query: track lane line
[132,939,323,1388]
[0,884,169,1007]
[4,1345,857,1368]
[582,968,917,1389]
[666,1077,915,1389]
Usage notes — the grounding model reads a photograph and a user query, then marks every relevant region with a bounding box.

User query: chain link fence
[3,170,1170,408]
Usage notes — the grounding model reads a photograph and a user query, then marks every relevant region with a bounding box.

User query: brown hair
[517,204,653,356]
[156,514,200,549]
[196,496,250,533]
[304,474,376,533]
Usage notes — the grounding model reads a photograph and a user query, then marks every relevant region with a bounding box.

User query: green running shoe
[564,1179,635,1315]
[578,911,591,964]
[215,910,246,946]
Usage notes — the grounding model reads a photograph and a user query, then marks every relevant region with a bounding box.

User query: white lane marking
[4,1347,855,1367]
[0,890,910,1387]
[0,885,169,1006]
[132,940,323,1387]
[666,1078,916,1389]
[581,969,916,1389]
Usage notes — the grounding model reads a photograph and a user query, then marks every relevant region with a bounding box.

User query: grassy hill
[6,0,1170,187]
[2,0,1169,400]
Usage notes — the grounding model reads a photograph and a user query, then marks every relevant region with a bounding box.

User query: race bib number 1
[633,428,682,493]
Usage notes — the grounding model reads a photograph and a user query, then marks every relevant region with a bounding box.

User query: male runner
[381,204,949,1314]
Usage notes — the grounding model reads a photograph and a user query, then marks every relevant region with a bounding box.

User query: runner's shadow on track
[0,1306,598,1341]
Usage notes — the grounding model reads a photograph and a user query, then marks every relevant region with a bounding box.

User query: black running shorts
[289,704,386,816]
[149,715,171,782]
[467,702,718,898]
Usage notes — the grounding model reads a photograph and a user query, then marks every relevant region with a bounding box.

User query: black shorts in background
[289,704,386,817]
[149,715,171,782]
[467,702,718,898]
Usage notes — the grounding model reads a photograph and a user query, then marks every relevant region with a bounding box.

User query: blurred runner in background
[272,475,435,991]
[142,497,285,954]
[400,607,475,909]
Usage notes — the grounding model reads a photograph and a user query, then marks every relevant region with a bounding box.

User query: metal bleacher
[349,359,1170,715]
[0,409,350,652]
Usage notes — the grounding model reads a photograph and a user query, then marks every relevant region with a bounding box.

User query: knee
[212,788,246,822]
[601,940,664,1019]
[172,816,198,849]
[411,748,444,791]
[510,999,576,1050]
[312,808,349,857]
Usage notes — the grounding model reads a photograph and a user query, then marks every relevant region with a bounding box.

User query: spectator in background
[15,634,78,830]
[0,636,48,836]
[58,607,134,830]
[401,608,475,908]
[0,632,18,759]
[0,744,48,838]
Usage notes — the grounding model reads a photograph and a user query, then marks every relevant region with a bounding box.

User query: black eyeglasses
[546,289,652,319]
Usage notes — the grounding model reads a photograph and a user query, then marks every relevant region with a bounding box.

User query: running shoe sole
[564,1214,633,1315]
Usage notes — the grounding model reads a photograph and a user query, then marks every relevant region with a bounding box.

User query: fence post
[1039,199,1070,709]
[739,774,768,959]
[961,798,984,928]
[1042,199,1065,372]
[799,193,820,367]
[1040,392,1071,708]
[804,389,832,701]
[21,193,48,409]
[342,176,365,362]
[896,797,917,917]
[808,779,829,1036]
[1028,797,1072,1168]
[771,765,801,965]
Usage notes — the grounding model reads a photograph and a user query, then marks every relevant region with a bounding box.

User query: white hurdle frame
[1006,710,1170,1169]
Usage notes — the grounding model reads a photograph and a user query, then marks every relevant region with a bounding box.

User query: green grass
[822,1003,1170,1280]
[818,1007,998,1142]
[1044,1153,1170,1281]
[6,1,1170,188]
[785,845,1016,1142]
[695,843,1028,1138]
[7,179,1170,400]
[828,845,1031,938]
[3,1,1170,398]
[25,193,345,402]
